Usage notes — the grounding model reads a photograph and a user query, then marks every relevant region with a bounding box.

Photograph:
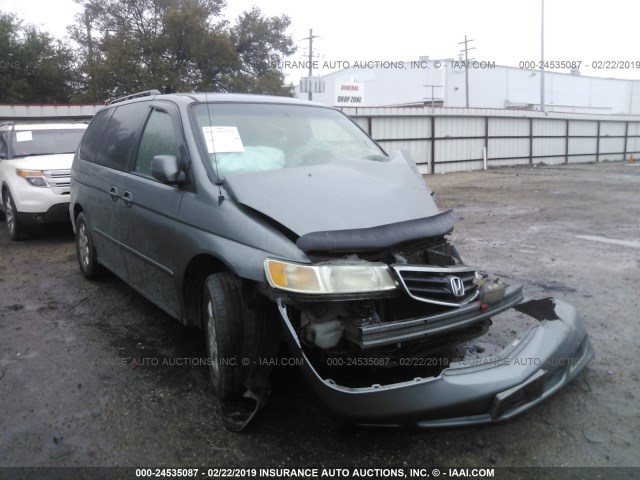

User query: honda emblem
[448,276,465,297]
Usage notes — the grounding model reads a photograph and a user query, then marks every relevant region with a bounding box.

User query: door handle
[122,191,133,208]
[109,186,119,202]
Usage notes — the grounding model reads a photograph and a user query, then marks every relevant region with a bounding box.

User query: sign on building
[334,82,365,106]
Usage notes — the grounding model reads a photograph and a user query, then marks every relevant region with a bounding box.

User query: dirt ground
[0,161,638,473]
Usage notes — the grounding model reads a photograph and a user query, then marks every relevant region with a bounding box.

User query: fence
[342,106,640,174]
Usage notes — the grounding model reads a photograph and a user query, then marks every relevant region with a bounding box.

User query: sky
[2,0,639,82]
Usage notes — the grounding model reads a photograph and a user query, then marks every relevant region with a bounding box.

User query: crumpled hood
[8,153,74,171]
[223,158,440,236]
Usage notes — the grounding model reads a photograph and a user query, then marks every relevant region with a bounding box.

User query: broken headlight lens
[265,259,398,294]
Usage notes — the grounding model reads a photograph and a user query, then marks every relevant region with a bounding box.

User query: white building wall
[309,63,446,108]
[298,60,640,114]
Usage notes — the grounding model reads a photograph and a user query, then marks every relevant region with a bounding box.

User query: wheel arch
[0,183,8,217]
[71,203,84,232]
[181,253,231,328]
[72,202,84,221]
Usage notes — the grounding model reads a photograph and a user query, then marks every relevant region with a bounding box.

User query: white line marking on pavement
[575,235,640,249]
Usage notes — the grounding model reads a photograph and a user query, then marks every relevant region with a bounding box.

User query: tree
[0,13,76,103]
[228,7,295,95]
[69,0,296,102]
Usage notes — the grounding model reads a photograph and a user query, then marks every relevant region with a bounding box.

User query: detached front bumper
[276,297,594,427]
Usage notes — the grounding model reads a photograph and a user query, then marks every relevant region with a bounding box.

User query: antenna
[204,91,225,205]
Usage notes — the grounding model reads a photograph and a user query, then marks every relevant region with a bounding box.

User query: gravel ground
[0,161,638,474]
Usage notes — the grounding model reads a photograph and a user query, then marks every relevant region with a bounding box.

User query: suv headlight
[265,258,398,294]
[16,169,48,187]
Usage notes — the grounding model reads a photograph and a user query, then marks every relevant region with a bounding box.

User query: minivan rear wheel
[75,213,101,279]
[3,190,25,241]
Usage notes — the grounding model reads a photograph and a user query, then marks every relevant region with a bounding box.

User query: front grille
[393,265,479,307]
[43,169,71,195]
[43,169,71,176]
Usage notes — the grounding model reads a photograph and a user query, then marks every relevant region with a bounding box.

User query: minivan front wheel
[75,213,101,279]
[3,190,24,241]
[203,272,249,400]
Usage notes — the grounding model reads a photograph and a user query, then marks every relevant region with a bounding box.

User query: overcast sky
[2,0,638,81]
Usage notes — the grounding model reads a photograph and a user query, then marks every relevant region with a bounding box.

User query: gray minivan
[70,90,593,429]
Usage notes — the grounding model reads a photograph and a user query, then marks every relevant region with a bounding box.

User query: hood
[8,153,74,171]
[223,157,440,237]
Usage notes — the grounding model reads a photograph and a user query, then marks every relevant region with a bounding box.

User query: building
[296,57,640,115]
[0,104,103,123]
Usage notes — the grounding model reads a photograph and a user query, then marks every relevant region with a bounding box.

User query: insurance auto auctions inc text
[273,60,496,70]
[255,467,495,477]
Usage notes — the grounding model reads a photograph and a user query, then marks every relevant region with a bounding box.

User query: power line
[541,0,546,112]
[458,35,475,108]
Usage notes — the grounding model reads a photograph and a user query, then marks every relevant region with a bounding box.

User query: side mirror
[151,155,181,185]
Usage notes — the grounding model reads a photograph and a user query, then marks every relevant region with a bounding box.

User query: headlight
[16,169,48,187]
[265,258,398,294]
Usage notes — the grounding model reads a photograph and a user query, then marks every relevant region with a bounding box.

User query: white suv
[0,122,87,240]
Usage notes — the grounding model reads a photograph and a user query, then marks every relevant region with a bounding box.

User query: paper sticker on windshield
[16,131,33,142]
[202,126,245,153]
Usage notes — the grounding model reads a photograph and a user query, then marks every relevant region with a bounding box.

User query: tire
[3,190,25,241]
[203,272,247,399]
[75,212,101,279]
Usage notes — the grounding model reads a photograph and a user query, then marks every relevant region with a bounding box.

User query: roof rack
[109,89,161,105]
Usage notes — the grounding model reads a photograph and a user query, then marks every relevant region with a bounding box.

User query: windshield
[192,103,387,180]
[10,129,86,158]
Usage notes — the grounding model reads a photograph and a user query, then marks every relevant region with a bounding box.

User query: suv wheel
[75,213,101,279]
[203,272,251,399]
[3,190,24,241]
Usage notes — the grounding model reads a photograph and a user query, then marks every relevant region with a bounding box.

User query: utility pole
[540,0,546,112]
[302,29,320,100]
[458,35,475,108]
[84,7,95,102]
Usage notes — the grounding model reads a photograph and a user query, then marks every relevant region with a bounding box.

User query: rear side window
[135,109,180,176]
[79,108,113,163]
[94,102,149,171]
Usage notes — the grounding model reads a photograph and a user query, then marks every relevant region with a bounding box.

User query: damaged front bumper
[276,297,594,427]
[348,284,523,349]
